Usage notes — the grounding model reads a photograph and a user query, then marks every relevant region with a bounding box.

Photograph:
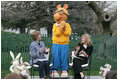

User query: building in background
[1,27,48,36]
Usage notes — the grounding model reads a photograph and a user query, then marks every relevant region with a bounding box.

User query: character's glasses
[54,10,68,16]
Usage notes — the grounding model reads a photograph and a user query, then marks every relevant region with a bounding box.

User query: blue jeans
[35,61,49,78]
[51,43,69,71]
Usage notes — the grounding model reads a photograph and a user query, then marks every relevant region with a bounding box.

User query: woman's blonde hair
[81,33,93,46]
[31,31,40,41]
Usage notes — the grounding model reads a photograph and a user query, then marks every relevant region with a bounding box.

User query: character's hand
[63,27,66,31]
[45,47,50,53]
[60,21,66,26]
[40,48,43,53]
[59,26,63,31]
[60,21,66,31]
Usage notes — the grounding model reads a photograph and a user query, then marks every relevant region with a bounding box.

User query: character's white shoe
[61,70,68,78]
[50,70,60,78]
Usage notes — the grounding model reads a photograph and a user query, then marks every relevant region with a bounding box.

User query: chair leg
[87,70,91,79]
[31,67,33,79]
[88,70,89,79]
[31,67,32,79]
[89,70,91,79]
[33,69,34,79]
[87,70,88,79]
[32,67,34,79]
[87,70,89,79]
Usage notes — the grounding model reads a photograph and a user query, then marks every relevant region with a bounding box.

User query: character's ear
[16,53,21,60]
[24,62,30,66]
[25,66,31,69]
[20,57,23,64]
[63,4,68,9]
[10,51,14,60]
[57,4,61,9]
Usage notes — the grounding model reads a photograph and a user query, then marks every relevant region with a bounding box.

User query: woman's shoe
[40,77,44,79]
[45,75,50,79]
[81,76,85,79]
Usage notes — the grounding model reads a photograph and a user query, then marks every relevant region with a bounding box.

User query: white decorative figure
[17,57,31,79]
[9,51,31,79]
[9,51,21,74]
[99,63,111,79]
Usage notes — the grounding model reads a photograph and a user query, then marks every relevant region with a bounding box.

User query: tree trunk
[47,26,52,34]
[86,1,112,35]
[20,27,25,33]
[35,17,40,31]
[26,28,30,34]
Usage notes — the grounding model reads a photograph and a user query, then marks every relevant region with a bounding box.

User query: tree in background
[86,1,117,35]
[1,1,48,33]
[1,1,117,35]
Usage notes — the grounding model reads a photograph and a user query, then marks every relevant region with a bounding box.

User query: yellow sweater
[52,23,71,44]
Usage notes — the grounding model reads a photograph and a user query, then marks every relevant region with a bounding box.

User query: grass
[1,68,100,79]
[1,70,11,79]
[1,52,117,79]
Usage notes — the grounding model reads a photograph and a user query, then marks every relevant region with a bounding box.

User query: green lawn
[1,68,100,79]
[1,52,117,79]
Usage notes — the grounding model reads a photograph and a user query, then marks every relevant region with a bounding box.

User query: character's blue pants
[51,43,69,71]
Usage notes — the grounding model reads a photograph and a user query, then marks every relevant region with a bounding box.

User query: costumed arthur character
[50,4,71,78]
